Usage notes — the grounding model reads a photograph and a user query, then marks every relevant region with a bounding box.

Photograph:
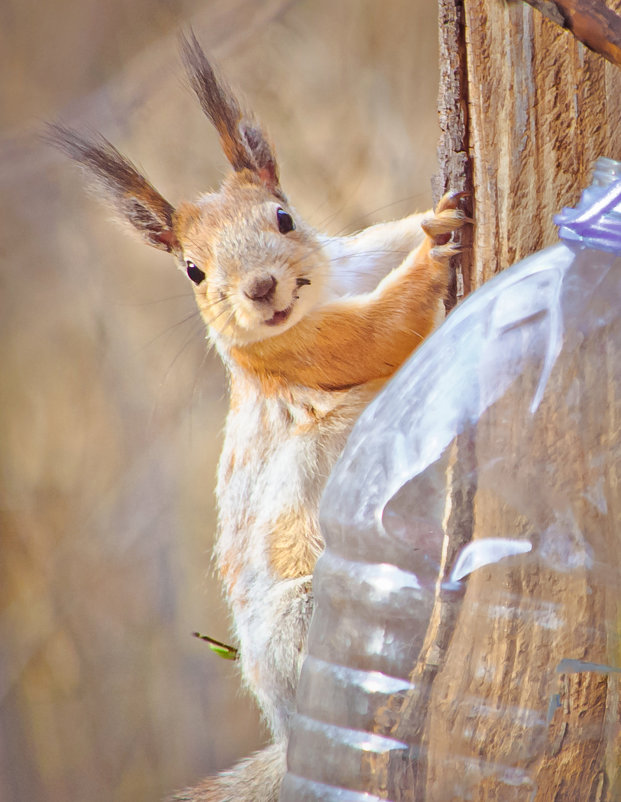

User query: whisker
[140,309,203,352]
[289,245,414,277]
[188,339,222,422]
[199,295,229,313]
[219,309,237,337]
[324,193,428,238]
[313,181,365,232]
[152,322,205,414]
[147,316,206,432]
[113,293,193,308]
[208,303,234,327]
[161,319,206,383]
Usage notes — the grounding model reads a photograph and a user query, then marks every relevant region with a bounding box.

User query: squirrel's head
[47,32,325,348]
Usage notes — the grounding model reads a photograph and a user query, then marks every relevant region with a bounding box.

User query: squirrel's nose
[244,274,277,303]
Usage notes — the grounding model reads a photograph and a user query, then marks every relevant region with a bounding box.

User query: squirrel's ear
[180,32,281,196]
[46,125,179,253]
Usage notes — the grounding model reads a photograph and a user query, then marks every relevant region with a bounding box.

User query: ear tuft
[240,123,279,192]
[45,124,179,252]
[180,31,281,194]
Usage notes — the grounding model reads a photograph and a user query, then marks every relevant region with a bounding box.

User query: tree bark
[434,0,474,306]
[437,0,621,293]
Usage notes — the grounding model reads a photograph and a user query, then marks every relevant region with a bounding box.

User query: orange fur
[231,238,445,391]
[268,508,322,579]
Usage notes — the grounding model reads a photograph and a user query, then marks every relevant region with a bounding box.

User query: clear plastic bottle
[280,159,621,801]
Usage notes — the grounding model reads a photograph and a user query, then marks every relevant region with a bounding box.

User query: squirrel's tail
[168,741,286,802]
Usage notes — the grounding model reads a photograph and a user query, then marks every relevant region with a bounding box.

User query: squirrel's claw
[422,191,472,247]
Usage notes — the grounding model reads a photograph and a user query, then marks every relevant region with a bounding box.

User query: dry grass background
[0,1,439,799]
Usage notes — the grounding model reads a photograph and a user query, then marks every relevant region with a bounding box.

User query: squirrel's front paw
[421,191,471,260]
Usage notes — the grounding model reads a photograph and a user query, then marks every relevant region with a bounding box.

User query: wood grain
[368,3,621,799]
[462,0,621,286]
[521,0,621,66]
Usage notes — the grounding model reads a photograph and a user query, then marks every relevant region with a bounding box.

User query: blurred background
[0,0,439,799]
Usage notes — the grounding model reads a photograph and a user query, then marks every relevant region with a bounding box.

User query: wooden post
[436,0,621,294]
[420,3,621,800]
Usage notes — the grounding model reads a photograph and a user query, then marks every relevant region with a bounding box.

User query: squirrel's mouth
[264,304,293,327]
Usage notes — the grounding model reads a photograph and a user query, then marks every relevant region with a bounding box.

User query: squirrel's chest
[214,387,354,604]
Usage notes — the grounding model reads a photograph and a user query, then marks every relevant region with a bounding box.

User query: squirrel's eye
[186,260,206,285]
[277,208,295,235]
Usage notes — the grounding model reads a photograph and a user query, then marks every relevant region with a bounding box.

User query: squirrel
[49,32,468,802]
